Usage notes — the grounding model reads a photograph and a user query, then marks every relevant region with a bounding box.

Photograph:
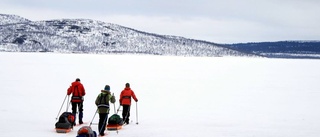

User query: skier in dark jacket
[119,83,138,124]
[95,85,115,136]
[67,78,85,125]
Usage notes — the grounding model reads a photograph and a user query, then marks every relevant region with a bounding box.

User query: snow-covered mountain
[0,14,254,57]
[0,14,31,25]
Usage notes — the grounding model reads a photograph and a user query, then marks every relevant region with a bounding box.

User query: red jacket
[67,81,85,102]
[119,87,138,105]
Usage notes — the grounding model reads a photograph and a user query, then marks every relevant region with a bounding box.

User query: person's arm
[95,94,100,106]
[67,86,72,95]
[80,84,86,96]
[109,93,116,103]
[131,90,138,102]
[119,91,123,105]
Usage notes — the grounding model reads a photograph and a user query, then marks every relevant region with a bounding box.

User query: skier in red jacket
[119,83,138,124]
[67,78,86,125]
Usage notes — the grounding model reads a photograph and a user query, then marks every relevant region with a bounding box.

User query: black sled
[106,114,123,130]
[55,112,75,133]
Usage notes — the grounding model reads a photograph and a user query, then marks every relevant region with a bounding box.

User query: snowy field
[1,52,320,137]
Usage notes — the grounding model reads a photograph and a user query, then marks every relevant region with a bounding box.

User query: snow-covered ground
[1,52,320,137]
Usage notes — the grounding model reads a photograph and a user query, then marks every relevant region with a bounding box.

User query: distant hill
[1,13,319,59]
[0,14,31,25]
[223,41,320,59]
[0,14,255,57]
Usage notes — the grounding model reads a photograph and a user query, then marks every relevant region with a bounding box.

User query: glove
[109,95,116,104]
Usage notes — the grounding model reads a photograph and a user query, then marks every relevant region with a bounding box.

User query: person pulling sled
[67,78,86,125]
[119,83,138,125]
[95,85,116,136]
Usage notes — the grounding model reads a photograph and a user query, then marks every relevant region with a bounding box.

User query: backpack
[55,112,75,129]
[108,114,123,125]
[97,93,109,106]
[71,85,83,102]
[76,126,97,137]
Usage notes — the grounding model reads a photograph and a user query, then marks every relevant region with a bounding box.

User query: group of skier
[67,78,138,136]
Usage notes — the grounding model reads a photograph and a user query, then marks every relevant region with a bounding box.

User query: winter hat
[104,85,110,91]
[125,83,130,87]
[76,78,80,81]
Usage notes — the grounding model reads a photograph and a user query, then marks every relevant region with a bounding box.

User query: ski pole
[56,94,68,120]
[113,93,116,113]
[66,95,70,112]
[89,108,99,127]
[136,102,139,125]
[116,105,121,114]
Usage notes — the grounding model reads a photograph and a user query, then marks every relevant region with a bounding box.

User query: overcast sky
[1,0,319,43]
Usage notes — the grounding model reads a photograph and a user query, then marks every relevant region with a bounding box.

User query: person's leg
[122,105,127,123]
[71,102,77,125]
[98,113,108,136]
[102,113,108,134]
[126,105,131,124]
[122,105,130,124]
[78,102,83,124]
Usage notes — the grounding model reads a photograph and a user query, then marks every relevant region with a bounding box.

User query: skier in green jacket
[95,85,115,136]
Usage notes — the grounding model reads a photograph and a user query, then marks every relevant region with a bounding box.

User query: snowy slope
[0,14,253,57]
[1,52,320,137]
[0,13,30,25]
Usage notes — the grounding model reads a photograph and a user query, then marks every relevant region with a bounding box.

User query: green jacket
[95,90,116,113]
